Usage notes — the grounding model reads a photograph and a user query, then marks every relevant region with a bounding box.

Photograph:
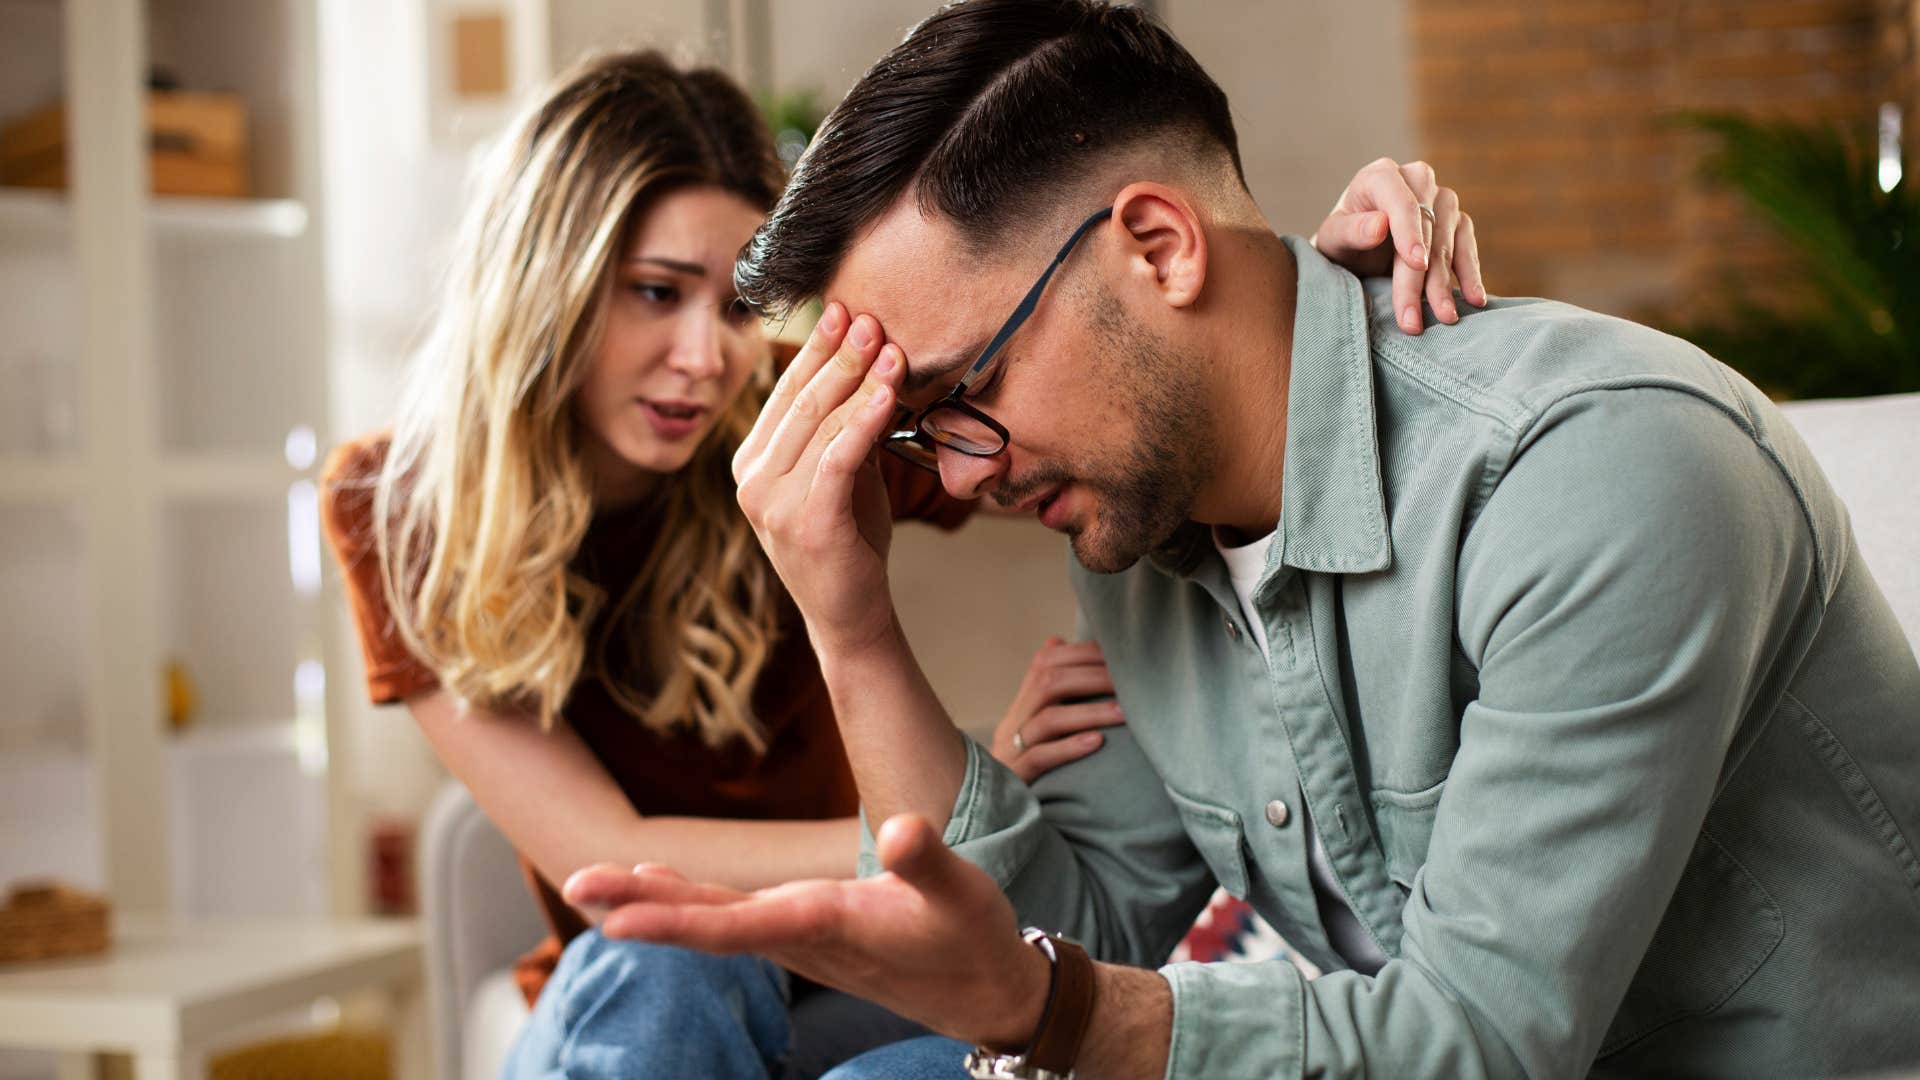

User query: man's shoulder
[1356,284,1851,597]
[1356,280,1758,439]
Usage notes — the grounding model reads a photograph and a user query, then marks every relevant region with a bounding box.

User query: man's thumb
[875,813,962,893]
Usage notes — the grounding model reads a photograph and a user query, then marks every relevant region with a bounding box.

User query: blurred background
[0,1,1912,1077]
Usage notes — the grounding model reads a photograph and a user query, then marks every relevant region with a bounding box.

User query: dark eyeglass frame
[882,206,1115,472]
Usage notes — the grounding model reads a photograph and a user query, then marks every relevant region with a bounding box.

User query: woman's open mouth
[639,399,709,439]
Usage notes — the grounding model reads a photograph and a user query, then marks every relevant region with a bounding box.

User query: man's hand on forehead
[733,300,908,655]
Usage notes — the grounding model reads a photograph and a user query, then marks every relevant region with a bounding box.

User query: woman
[321,48,1479,1080]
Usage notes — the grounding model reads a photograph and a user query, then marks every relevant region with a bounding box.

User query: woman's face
[574,185,767,504]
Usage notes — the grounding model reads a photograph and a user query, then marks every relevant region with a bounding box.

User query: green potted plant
[1672,112,1918,399]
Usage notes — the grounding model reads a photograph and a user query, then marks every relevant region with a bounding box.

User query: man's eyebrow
[903,339,988,394]
[628,255,706,276]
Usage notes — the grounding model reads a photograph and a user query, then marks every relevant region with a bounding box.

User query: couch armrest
[418,781,545,1080]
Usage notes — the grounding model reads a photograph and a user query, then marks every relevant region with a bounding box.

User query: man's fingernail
[868,384,891,408]
[875,347,897,375]
[1410,243,1427,269]
[850,319,875,348]
[1402,306,1420,331]
[820,304,844,333]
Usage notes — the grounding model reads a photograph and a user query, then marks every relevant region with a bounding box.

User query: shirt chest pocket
[1166,785,1251,899]
[1369,780,1446,890]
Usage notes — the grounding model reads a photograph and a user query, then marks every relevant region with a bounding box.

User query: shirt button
[1225,617,1241,641]
[1264,799,1291,828]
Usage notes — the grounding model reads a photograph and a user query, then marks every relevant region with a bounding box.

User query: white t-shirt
[1214,528,1387,976]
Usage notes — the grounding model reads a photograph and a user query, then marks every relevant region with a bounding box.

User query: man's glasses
[882,206,1114,473]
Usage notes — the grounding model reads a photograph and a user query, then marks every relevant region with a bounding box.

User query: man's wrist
[973,928,1057,1051]
[966,954,1172,1080]
[809,598,904,660]
[1073,963,1173,1079]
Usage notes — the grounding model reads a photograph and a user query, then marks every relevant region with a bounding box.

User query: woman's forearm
[408,688,861,902]
[601,814,861,892]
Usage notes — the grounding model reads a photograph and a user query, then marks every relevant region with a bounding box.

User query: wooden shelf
[0,187,309,241]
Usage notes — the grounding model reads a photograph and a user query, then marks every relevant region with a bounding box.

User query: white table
[0,915,422,1080]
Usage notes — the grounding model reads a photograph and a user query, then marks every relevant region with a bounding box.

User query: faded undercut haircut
[734,0,1245,317]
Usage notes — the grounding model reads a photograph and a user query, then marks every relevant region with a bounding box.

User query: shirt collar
[1276,234,1391,575]
[1149,235,1391,580]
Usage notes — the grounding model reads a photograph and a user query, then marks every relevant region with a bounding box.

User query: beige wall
[1167,0,1415,233]
[548,0,710,69]
[891,517,1082,742]
[767,2,928,101]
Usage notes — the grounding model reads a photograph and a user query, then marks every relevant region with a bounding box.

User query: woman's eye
[629,282,677,304]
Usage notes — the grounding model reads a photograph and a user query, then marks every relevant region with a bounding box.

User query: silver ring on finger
[1012,727,1027,754]
[1417,204,1437,224]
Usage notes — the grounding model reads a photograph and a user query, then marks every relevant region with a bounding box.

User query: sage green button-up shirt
[894,237,1920,1077]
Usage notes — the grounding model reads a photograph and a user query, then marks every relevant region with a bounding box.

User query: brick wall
[1411,0,1914,326]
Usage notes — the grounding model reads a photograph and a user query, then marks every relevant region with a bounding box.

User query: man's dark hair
[735,0,1244,316]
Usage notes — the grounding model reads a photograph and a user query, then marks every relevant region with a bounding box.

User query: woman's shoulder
[321,432,392,493]
[319,432,394,559]
[317,432,443,704]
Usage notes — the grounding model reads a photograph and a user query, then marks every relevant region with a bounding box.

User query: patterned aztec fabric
[1171,889,1321,980]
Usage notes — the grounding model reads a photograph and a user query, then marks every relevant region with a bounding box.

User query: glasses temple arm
[959,206,1117,387]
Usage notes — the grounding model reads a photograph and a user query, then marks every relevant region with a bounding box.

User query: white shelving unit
[0,0,346,925]
[0,187,309,239]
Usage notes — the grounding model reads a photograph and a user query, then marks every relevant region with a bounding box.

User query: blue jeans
[820,1036,971,1079]
[502,930,958,1079]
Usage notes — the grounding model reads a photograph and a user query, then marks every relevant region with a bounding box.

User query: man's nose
[935,444,1008,502]
[667,311,726,379]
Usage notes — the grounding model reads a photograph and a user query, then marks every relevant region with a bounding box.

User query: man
[568,2,1920,1076]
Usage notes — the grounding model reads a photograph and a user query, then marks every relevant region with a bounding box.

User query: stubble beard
[1063,311,1216,574]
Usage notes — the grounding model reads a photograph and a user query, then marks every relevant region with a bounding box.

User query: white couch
[417,392,1920,1080]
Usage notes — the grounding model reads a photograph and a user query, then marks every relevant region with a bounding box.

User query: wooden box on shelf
[0,880,112,964]
[0,91,251,198]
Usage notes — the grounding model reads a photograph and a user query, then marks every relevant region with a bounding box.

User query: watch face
[963,1048,1014,1079]
[965,1048,1062,1080]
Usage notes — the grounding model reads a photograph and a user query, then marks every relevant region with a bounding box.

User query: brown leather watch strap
[1024,930,1096,1075]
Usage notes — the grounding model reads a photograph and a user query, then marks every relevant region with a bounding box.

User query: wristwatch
[964,927,1096,1080]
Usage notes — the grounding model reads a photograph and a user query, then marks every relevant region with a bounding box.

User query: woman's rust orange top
[320,434,971,1005]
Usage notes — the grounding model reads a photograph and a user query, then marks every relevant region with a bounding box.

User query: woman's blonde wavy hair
[374,50,788,750]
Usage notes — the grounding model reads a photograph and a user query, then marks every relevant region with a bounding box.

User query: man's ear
[1111,182,1207,309]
